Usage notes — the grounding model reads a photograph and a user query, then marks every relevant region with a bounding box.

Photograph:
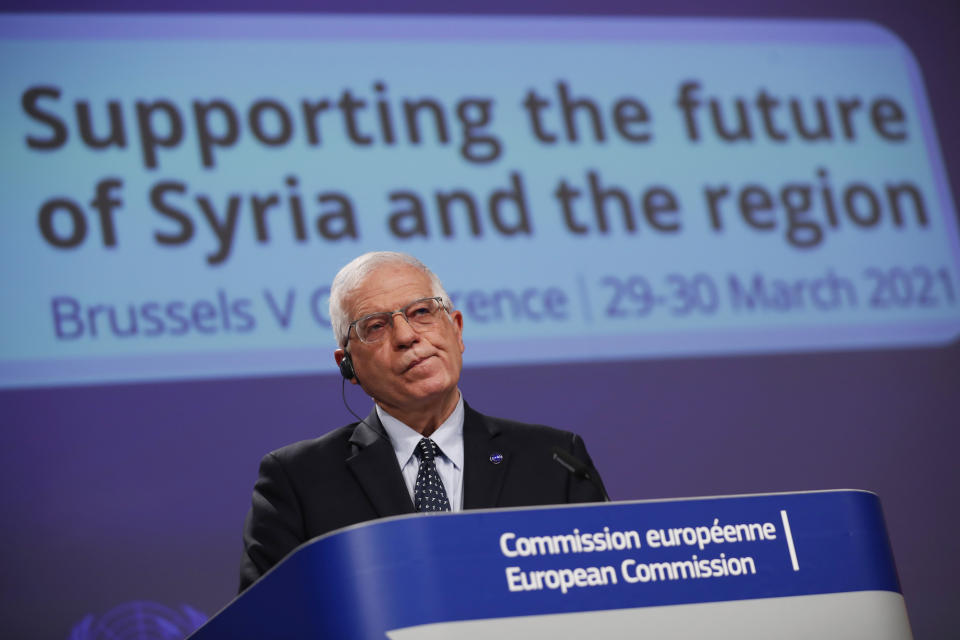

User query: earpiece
[339,353,356,381]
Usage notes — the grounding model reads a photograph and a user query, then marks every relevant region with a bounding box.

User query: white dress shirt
[376,393,465,511]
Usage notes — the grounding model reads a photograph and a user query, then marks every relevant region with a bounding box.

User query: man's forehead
[347,265,434,315]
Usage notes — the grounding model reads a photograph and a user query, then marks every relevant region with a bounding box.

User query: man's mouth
[403,355,432,373]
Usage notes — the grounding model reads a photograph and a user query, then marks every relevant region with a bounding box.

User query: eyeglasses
[348,296,447,344]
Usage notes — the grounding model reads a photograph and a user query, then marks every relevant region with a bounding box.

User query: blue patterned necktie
[414,438,451,512]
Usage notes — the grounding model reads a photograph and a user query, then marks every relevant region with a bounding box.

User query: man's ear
[450,309,465,353]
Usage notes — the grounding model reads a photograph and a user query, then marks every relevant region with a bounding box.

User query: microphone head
[551,446,590,479]
[551,445,610,502]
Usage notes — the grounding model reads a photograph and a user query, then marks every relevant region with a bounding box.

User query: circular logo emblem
[68,601,207,640]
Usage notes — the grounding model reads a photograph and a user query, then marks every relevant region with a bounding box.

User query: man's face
[336,264,465,419]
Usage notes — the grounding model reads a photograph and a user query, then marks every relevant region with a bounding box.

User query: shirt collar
[377,393,465,470]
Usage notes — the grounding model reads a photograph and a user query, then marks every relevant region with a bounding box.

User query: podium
[191,490,912,639]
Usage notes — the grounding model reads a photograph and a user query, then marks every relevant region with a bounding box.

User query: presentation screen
[2,15,958,387]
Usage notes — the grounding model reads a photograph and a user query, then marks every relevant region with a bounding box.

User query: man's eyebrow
[353,296,432,318]
[355,307,387,318]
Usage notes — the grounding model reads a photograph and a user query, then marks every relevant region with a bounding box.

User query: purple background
[1,1,958,638]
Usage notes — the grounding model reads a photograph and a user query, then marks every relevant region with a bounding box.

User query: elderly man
[239,251,606,591]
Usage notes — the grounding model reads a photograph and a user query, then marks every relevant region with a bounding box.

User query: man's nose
[390,311,419,346]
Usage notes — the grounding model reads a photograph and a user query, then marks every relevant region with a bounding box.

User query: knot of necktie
[415,437,441,463]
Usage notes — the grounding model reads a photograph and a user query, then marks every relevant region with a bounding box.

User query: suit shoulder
[265,422,358,466]
[472,409,580,446]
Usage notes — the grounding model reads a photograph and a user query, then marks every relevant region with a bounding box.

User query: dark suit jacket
[239,402,606,592]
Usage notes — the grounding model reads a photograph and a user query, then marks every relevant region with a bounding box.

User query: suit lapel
[462,403,509,509]
[346,408,415,517]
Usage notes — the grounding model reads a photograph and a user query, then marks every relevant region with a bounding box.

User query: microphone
[551,446,610,502]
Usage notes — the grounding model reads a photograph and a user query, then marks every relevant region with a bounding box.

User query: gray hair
[329,251,451,347]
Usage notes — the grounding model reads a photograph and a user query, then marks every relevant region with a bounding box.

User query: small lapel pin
[489,452,504,464]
